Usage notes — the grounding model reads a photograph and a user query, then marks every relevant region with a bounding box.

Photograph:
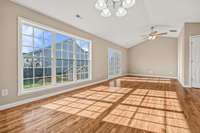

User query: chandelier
[95,0,136,17]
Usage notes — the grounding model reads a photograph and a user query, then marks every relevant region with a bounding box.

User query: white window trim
[18,17,92,96]
[108,48,122,79]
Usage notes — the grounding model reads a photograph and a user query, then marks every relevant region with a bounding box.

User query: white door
[191,36,200,88]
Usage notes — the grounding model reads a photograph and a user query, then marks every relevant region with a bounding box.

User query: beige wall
[128,37,178,77]
[0,0,128,105]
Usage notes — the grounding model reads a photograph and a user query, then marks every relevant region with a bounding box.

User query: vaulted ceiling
[11,0,200,48]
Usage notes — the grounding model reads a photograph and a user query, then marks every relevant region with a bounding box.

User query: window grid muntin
[20,20,91,91]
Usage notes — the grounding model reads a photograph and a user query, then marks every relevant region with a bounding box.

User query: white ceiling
[11,0,200,48]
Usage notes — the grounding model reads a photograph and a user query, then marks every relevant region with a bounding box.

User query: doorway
[190,35,200,88]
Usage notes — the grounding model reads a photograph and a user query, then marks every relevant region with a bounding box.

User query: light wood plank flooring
[0,76,199,133]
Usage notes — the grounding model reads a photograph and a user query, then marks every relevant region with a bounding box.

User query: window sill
[18,78,91,96]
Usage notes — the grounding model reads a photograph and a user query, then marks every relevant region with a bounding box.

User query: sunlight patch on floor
[103,104,190,133]
[72,87,126,102]
[42,97,112,119]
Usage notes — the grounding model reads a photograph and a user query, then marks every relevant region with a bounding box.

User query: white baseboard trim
[108,74,128,80]
[128,73,177,79]
[178,78,191,88]
[0,79,108,111]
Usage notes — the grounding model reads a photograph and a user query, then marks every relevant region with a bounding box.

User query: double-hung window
[18,18,91,94]
[108,48,121,79]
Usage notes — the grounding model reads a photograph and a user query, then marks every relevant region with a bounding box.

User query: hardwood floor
[0,76,199,133]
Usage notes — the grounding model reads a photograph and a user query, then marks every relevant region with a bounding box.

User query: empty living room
[1,0,200,133]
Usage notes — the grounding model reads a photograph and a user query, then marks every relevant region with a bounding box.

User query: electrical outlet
[148,70,153,74]
[169,72,173,75]
[1,89,8,96]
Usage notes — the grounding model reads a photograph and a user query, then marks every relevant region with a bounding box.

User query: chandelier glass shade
[95,0,135,17]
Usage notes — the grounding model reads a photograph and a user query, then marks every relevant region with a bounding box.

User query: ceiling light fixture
[148,35,156,40]
[95,0,136,17]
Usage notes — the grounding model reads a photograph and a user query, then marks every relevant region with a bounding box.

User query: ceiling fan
[142,26,168,40]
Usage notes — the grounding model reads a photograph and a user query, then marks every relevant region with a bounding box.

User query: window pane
[34,78,43,87]
[69,52,73,59]
[22,35,33,46]
[23,79,33,89]
[23,68,33,79]
[22,47,33,57]
[45,68,51,77]
[56,51,62,59]
[45,77,52,85]
[34,28,44,38]
[23,57,33,67]
[75,39,89,52]
[63,74,68,82]
[44,58,51,67]
[56,59,62,67]
[22,24,33,36]
[33,58,43,68]
[56,34,70,44]
[85,73,89,79]
[56,68,62,75]
[63,67,68,75]
[34,68,43,77]
[81,73,84,80]
[76,54,80,60]
[44,39,52,48]
[44,49,51,57]
[63,43,68,50]
[34,48,43,57]
[62,51,68,59]
[56,75,62,83]
[68,73,73,81]
[44,31,52,40]
[63,60,68,66]
[34,38,43,48]
[56,43,62,50]
[77,73,81,80]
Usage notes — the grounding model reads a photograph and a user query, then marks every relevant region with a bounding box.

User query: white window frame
[108,48,122,79]
[18,17,92,95]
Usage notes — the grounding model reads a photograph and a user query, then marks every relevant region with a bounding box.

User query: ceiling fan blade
[150,31,158,35]
[141,35,148,37]
[156,32,167,36]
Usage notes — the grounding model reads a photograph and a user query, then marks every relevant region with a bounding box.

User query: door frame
[189,35,200,87]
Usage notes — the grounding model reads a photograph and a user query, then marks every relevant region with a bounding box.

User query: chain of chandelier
[95,0,136,17]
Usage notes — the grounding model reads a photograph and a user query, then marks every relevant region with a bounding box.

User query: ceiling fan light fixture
[95,0,107,10]
[101,8,111,17]
[152,36,156,40]
[148,36,153,40]
[123,0,136,9]
[116,7,127,17]
[148,35,156,40]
